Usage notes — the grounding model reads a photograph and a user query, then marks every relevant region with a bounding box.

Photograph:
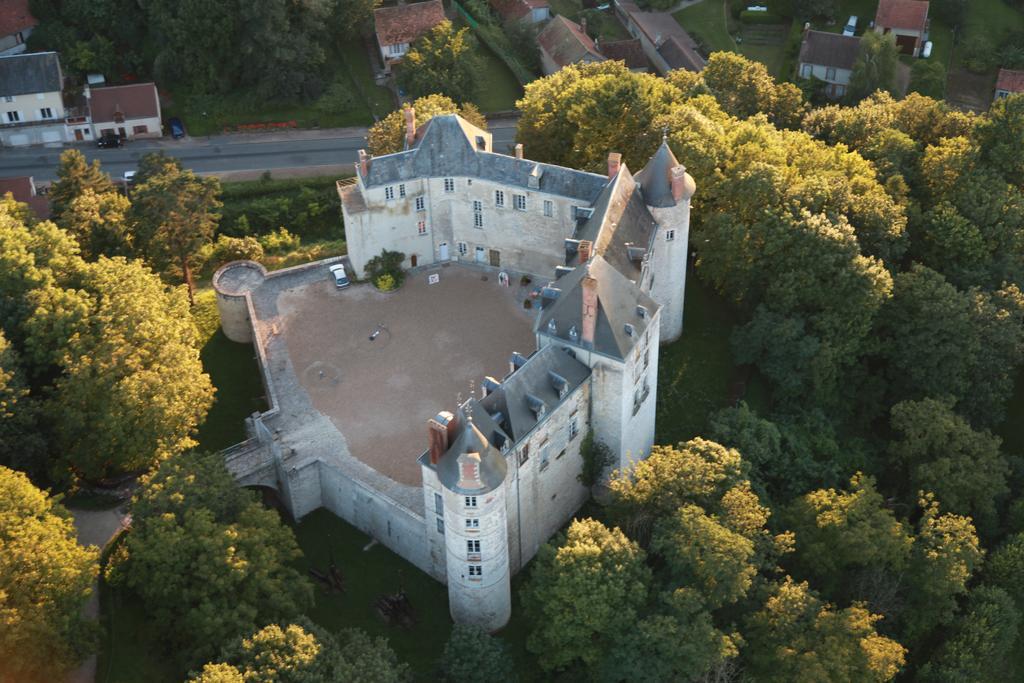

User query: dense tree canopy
[397,21,482,104]
[439,624,514,682]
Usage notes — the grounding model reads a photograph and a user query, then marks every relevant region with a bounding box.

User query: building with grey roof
[0,51,70,147]
[798,29,862,100]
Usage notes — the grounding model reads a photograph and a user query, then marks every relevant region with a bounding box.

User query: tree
[699,52,807,128]
[439,625,514,682]
[397,21,482,103]
[909,60,947,100]
[743,578,906,682]
[108,453,313,667]
[59,188,133,259]
[888,398,1008,533]
[49,149,114,220]
[367,94,487,155]
[0,330,46,480]
[918,585,1020,682]
[522,518,651,673]
[986,532,1024,612]
[794,0,838,21]
[909,202,989,288]
[848,32,900,102]
[332,0,378,33]
[131,160,222,304]
[190,618,409,683]
[974,93,1024,186]
[0,466,99,681]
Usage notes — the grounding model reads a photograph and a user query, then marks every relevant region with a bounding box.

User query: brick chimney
[358,149,372,177]
[514,143,523,160]
[670,165,688,202]
[404,106,416,148]
[581,275,598,347]
[607,152,621,178]
[428,411,456,465]
[578,239,592,263]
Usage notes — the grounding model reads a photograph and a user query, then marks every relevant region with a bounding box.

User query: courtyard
[256,262,537,488]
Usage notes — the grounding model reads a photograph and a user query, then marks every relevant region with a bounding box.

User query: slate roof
[634,139,691,208]
[0,0,35,37]
[374,0,445,47]
[489,0,548,21]
[538,15,603,68]
[0,52,61,97]
[599,39,648,70]
[480,344,591,442]
[435,402,509,494]
[996,68,1024,94]
[798,30,861,70]
[361,115,609,203]
[874,0,929,32]
[617,0,706,72]
[576,165,658,282]
[537,255,658,360]
[657,36,705,72]
[89,83,160,123]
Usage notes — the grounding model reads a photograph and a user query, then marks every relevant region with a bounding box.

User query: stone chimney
[578,239,592,263]
[581,17,587,36]
[670,165,688,202]
[428,411,456,465]
[607,152,621,178]
[581,275,598,347]
[358,149,372,177]
[514,143,523,159]
[404,106,416,148]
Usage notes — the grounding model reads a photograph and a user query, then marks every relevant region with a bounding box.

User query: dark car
[96,132,121,148]
[168,117,185,139]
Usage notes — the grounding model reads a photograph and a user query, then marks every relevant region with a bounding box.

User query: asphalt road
[0,121,519,182]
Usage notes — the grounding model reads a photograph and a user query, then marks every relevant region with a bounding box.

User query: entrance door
[475,246,486,263]
[74,129,84,141]
[439,242,449,261]
[410,254,418,267]
[489,249,500,267]
[117,127,127,138]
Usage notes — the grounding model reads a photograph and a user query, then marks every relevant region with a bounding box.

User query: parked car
[843,16,858,36]
[922,41,933,58]
[329,263,350,289]
[168,117,186,139]
[123,170,136,184]
[97,132,121,148]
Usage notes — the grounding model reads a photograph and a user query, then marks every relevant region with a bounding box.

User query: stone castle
[215,110,693,631]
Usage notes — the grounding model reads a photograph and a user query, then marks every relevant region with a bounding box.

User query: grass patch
[96,584,177,683]
[218,175,347,243]
[656,274,746,446]
[471,42,525,113]
[737,22,792,77]
[675,0,737,54]
[958,0,1024,62]
[549,1,631,40]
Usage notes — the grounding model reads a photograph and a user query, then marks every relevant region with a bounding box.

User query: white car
[329,263,350,289]
[843,16,858,36]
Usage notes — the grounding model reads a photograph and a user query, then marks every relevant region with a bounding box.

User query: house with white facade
[0,52,68,147]
[874,0,929,57]
[0,0,36,56]
[798,29,860,99]
[995,68,1024,102]
[374,0,446,72]
[89,82,162,140]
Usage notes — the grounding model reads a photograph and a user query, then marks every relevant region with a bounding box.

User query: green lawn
[472,42,526,113]
[549,0,631,40]
[958,0,1024,59]
[675,0,737,54]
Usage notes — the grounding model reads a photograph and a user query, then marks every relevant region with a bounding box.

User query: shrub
[365,249,406,287]
[202,235,264,275]
[578,431,614,487]
[909,60,946,99]
[375,273,397,291]
[961,35,999,73]
[259,227,301,254]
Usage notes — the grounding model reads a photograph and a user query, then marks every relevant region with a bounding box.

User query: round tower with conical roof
[634,138,696,344]
[437,412,512,631]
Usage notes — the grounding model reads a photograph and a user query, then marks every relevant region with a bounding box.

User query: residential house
[537,16,605,75]
[89,83,162,140]
[995,68,1024,101]
[0,0,36,56]
[489,0,550,24]
[798,30,860,99]
[0,175,50,218]
[374,0,446,72]
[874,0,929,57]
[599,38,650,72]
[0,52,68,147]
[614,0,705,75]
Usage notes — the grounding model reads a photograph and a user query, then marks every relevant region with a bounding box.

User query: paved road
[0,121,519,182]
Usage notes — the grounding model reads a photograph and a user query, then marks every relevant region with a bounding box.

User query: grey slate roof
[0,52,61,97]
[576,165,658,282]
[435,401,509,494]
[538,255,658,360]
[798,30,861,70]
[480,344,591,442]
[634,140,680,208]
[362,115,609,203]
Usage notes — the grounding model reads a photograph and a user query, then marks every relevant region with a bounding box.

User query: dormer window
[547,319,557,335]
[568,325,579,342]
[385,186,395,200]
[624,323,635,337]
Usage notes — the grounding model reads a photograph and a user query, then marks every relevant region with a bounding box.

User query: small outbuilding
[374,0,446,71]
[88,82,162,140]
[995,68,1024,101]
[873,0,929,57]
[798,29,861,99]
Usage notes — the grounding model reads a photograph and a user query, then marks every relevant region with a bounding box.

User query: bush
[365,249,406,287]
[202,235,264,275]
[578,431,614,487]
[909,60,946,99]
[375,273,397,291]
[961,35,1000,73]
[439,624,515,681]
[740,10,784,23]
[259,227,301,254]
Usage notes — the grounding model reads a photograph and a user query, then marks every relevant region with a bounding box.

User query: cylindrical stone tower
[211,260,267,343]
[436,415,511,632]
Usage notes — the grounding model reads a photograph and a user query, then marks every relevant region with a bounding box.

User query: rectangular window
[415,196,425,212]
[417,220,427,235]
[465,518,480,530]
[474,212,483,228]
[444,178,455,193]
[825,67,837,81]
[539,441,550,471]
[399,184,406,198]
[544,200,553,217]
[465,496,477,508]
[513,194,527,211]
[569,415,579,440]
[665,229,675,241]
[466,539,481,554]
[495,190,504,207]
[800,63,812,78]
[434,492,443,515]
[2,96,12,103]
[436,517,444,533]
[457,241,468,256]
[519,443,530,465]
[468,565,482,577]
[473,200,482,212]
[39,107,53,119]
[6,111,20,123]
[385,186,395,200]
[132,124,148,134]
[388,44,404,56]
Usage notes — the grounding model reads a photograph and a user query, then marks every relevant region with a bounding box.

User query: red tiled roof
[996,68,1024,94]
[874,0,929,32]
[374,0,446,46]
[489,0,548,21]
[538,15,603,68]
[599,39,648,70]
[89,83,160,123]
[0,0,35,38]
[0,176,49,219]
